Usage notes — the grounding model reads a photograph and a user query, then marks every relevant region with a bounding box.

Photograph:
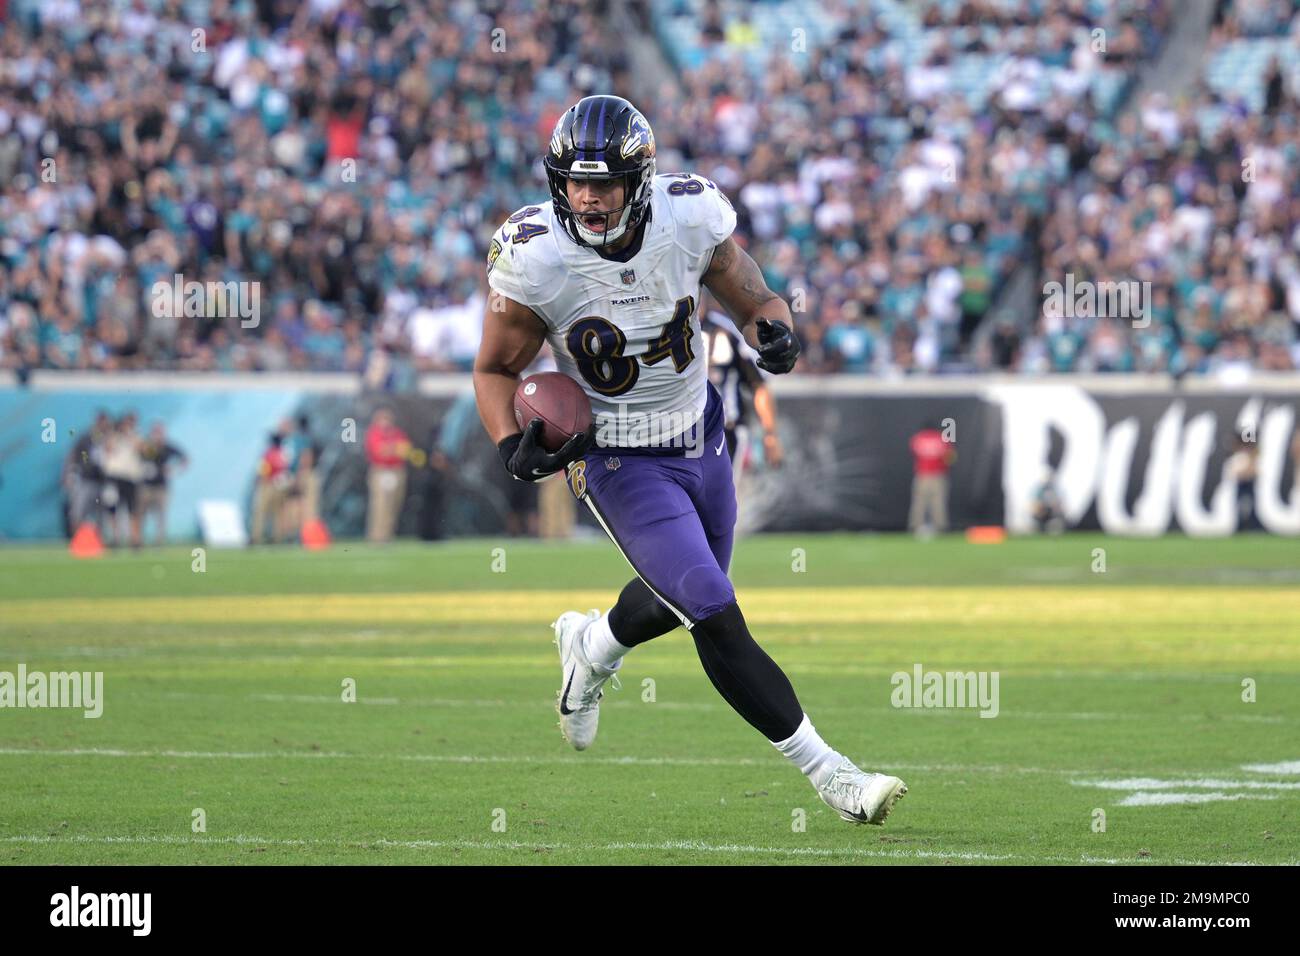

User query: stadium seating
[2,1,1295,377]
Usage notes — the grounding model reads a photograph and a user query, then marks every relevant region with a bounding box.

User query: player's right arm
[476,210,593,480]
[472,290,547,444]
[473,290,592,481]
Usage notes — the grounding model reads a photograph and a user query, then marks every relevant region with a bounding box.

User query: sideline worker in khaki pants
[908,422,955,535]
[909,473,949,533]
[252,433,292,544]
[367,465,407,541]
[365,408,411,542]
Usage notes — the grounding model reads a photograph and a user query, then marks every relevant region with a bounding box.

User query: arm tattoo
[706,236,736,275]
[732,251,780,309]
[706,237,779,311]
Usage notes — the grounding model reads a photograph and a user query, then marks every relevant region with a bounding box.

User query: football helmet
[544,95,656,248]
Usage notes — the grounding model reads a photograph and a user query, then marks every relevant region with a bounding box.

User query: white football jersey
[487,173,736,449]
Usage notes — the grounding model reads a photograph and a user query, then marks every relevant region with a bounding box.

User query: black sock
[608,577,681,647]
[690,602,803,742]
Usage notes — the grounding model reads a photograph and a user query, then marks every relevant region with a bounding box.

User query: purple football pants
[568,430,737,628]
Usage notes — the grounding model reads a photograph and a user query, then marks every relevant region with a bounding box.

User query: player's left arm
[702,236,800,373]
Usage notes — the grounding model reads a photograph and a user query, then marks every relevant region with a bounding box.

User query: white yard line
[1072,777,1300,791]
[249,693,402,705]
[1116,792,1277,806]
[1072,769,1300,809]
[5,747,1300,781]
[1,833,1289,866]
[1241,760,1300,774]
[135,690,1297,723]
[0,833,1001,862]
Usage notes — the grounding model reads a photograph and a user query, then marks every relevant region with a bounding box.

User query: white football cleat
[552,609,620,751]
[815,757,907,825]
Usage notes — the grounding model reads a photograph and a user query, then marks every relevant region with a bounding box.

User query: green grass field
[1,532,1297,865]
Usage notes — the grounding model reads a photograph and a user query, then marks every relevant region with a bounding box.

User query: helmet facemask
[550,166,653,248]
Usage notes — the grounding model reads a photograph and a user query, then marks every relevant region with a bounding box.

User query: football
[513,372,593,453]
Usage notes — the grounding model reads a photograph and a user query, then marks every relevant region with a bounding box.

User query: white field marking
[1071,777,1300,791]
[893,708,1287,724]
[5,650,1296,694]
[1,834,1289,867]
[0,833,999,862]
[1006,567,1300,585]
[159,690,490,707]
[146,690,1292,723]
[1201,568,1300,583]
[250,693,400,705]
[0,747,765,766]
[1118,792,1278,807]
[1019,568,1088,581]
[0,646,146,659]
[1026,670,1300,684]
[4,747,1298,781]
[1242,760,1300,774]
[1074,854,1264,867]
[155,690,721,712]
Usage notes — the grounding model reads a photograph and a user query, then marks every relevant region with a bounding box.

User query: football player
[473,95,906,825]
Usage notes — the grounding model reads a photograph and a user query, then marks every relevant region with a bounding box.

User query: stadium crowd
[0,0,1296,379]
[1021,0,1300,375]
[0,0,623,377]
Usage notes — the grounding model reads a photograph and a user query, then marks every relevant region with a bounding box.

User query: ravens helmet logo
[620,113,655,160]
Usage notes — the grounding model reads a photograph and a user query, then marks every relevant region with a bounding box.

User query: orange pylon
[69,522,104,558]
[301,518,331,550]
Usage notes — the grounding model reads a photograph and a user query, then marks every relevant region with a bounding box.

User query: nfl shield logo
[620,268,635,286]
[605,457,621,472]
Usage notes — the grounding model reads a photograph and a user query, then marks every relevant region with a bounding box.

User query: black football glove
[498,417,594,482]
[756,319,801,374]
